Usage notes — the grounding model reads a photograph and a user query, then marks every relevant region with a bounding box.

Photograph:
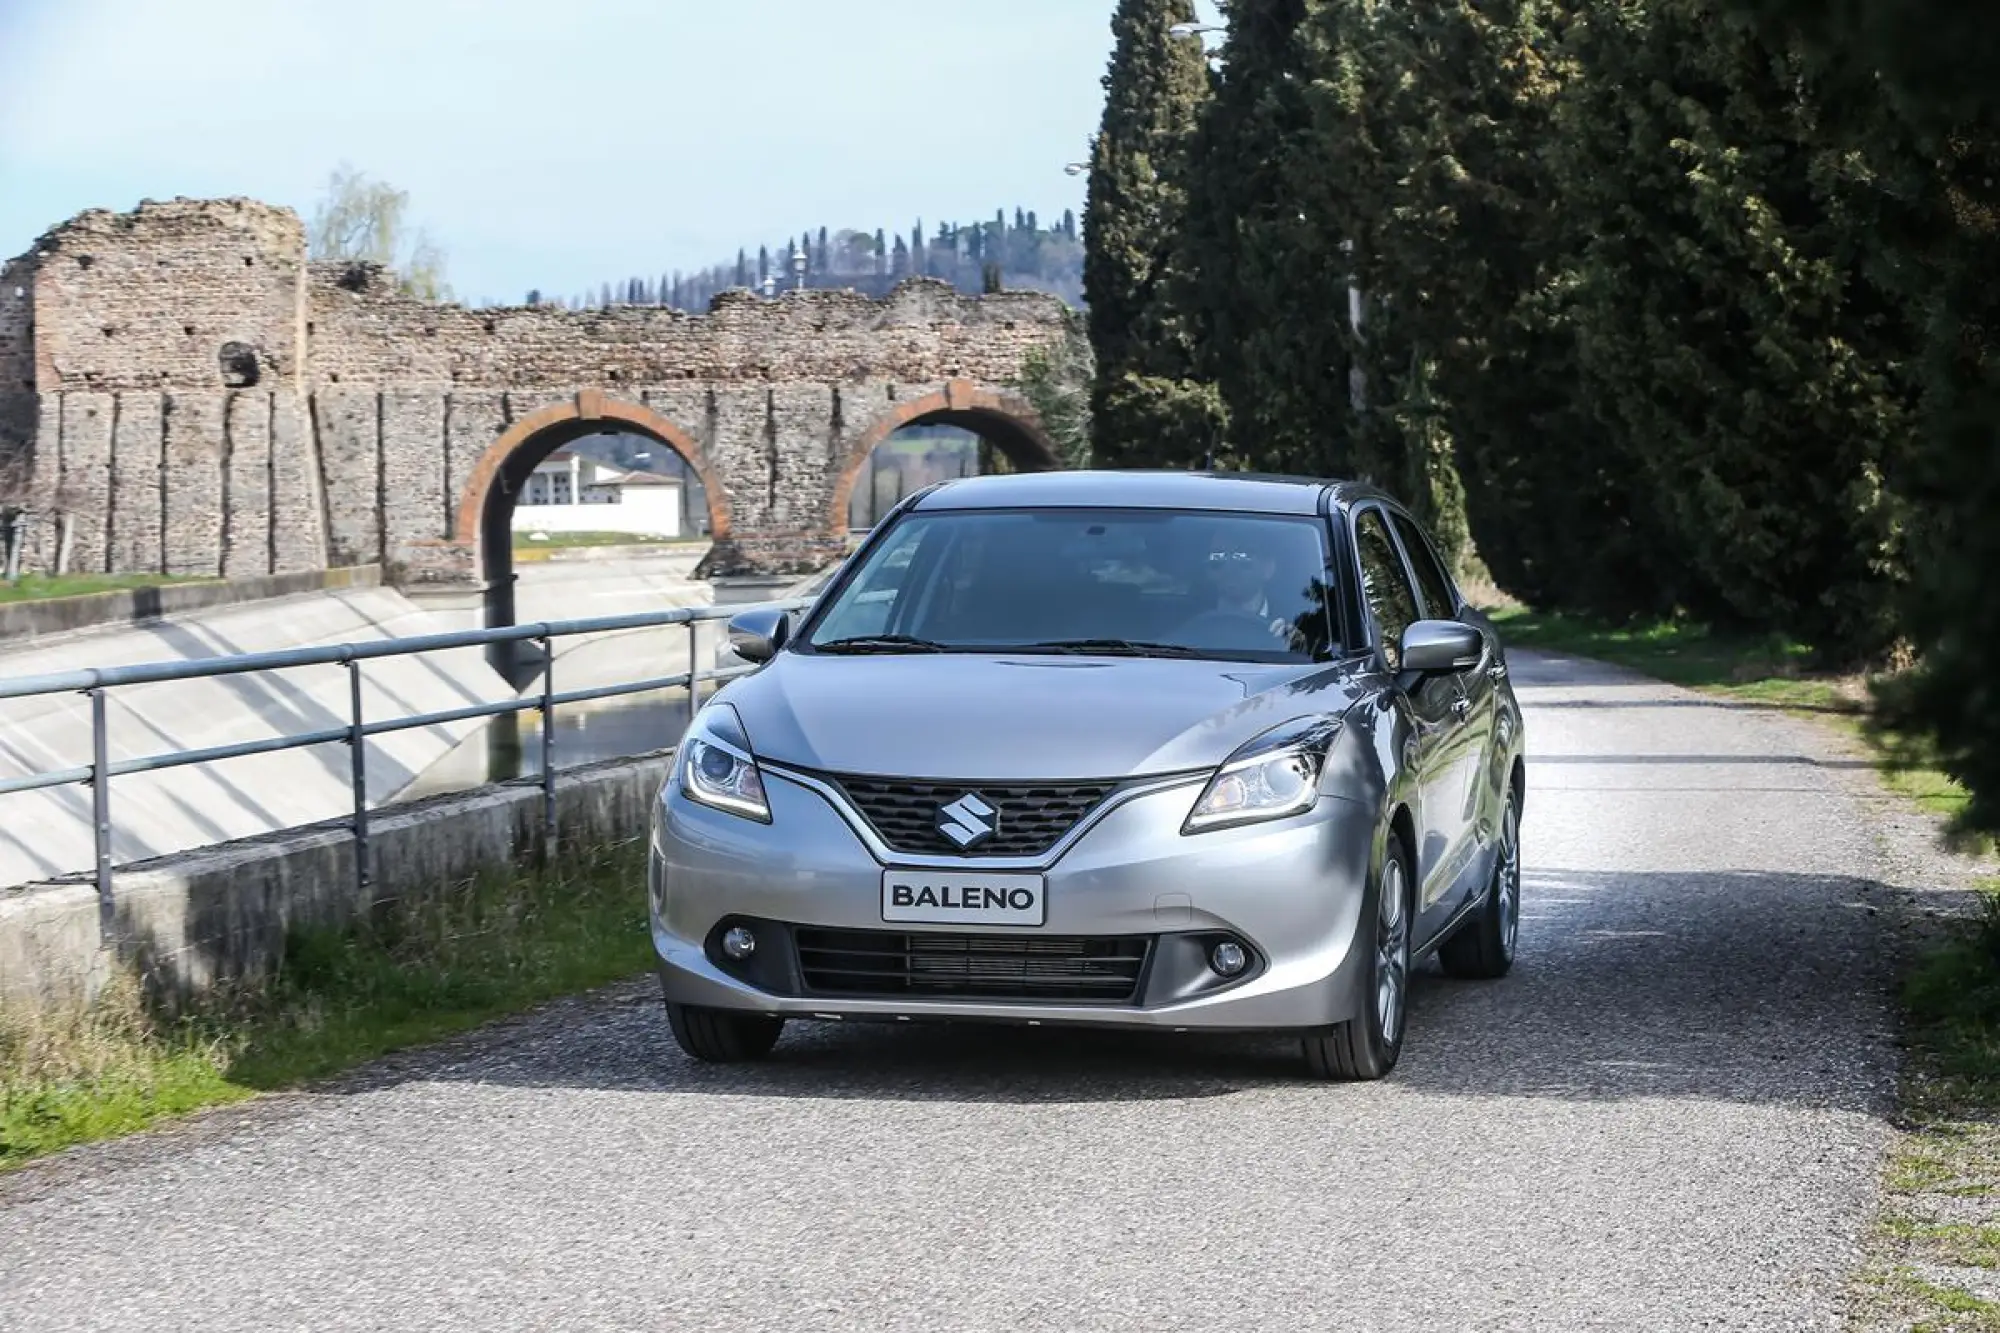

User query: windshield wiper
[1018,639,1208,659]
[813,634,951,655]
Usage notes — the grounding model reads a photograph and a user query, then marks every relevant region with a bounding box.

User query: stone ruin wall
[0,256,39,503]
[0,200,324,578]
[0,196,1071,584]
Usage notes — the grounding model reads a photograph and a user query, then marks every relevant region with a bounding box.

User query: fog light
[721,926,757,961]
[1210,940,1247,977]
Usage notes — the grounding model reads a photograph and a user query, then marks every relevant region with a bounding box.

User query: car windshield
[800,507,1342,663]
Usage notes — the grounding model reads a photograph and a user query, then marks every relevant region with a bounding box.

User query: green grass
[1902,884,2000,1110]
[0,839,653,1172]
[1861,893,2000,1329]
[0,572,211,604]
[511,530,697,551]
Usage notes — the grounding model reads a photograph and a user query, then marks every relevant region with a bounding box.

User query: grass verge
[512,531,697,551]
[0,572,210,604]
[0,839,652,1173]
[1853,880,2000,1331]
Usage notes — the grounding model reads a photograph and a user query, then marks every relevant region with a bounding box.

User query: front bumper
[648,767,1380,1032]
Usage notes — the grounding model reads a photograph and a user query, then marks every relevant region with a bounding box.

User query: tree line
[1086,0,2000,837]
[533,208,1086,312]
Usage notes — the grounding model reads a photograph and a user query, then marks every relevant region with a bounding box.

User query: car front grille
[831,777,1119,857]
[793,929,1152,1004]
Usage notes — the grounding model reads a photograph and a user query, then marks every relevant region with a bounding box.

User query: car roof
[907,469,1400,518]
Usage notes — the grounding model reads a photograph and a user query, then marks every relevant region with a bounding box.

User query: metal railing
[0,600,812,941]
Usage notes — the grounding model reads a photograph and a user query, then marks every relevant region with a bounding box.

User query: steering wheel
[1176,607,1294,647]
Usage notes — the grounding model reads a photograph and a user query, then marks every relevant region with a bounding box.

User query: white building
[511,450,684,538]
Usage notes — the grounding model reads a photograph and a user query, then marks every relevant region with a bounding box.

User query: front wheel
[665,1001,785,1063]
[1302,834,1413,1081]
[1438,787,1521,981]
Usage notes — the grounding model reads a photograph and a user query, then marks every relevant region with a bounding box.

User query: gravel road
[0,651,1902,1331]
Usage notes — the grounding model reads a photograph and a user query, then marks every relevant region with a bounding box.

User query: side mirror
[727,607,792,665]
[1400,619,1483,674]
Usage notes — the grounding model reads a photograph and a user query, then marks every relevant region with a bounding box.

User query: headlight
[1183,717,1344,835]
[675,703,771,823]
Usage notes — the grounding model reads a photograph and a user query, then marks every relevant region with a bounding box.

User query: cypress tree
[1176,0,1320,474]
[1326,0,1595,588]
[1084,0,1223,469]
[735,249,748,287]
[1731,0,2000,829]
[1545,0,1920,653]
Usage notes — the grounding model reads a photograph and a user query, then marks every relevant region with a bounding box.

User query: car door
[1387,508,1495,911]
[1351,507,1468,933]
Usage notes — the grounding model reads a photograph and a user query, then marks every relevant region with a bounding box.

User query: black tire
[665,1001,785,1063]
[1302,833,1414,1081]
[1438,785,1521,981]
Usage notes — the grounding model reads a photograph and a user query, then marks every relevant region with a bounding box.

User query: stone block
[60,392,116,574]
[313,387,381,567]
[163,390,227,576]
[222,390,272,578]
[270,391,325,573]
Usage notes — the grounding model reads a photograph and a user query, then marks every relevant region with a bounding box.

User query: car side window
[1390,512,1457,620]
[1354,509,1421,671]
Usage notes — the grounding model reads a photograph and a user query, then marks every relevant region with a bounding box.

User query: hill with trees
[528,208,1086,312]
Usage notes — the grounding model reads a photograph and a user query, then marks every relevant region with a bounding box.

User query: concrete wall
[0,564,381,642]
[0,750,672,1007]
[1,197,1067,587]
[0,585,515,891]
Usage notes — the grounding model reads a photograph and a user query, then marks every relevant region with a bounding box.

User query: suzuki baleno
[648,471,1526,1080]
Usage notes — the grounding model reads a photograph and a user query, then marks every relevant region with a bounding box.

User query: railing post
[89,687,113,943]
[539,634,557,861]
[346,659,369,896]
[688,619,701,713]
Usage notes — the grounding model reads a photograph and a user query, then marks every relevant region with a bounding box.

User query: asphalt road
[0,651,1901,1331]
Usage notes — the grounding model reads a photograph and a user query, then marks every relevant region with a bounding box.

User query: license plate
[880,869,1047,927]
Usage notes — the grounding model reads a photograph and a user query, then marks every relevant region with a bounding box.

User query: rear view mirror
[1400,620,1482,674]
[727,607,792,665]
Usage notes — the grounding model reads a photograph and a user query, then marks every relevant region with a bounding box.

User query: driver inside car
[1175,525,1310,654]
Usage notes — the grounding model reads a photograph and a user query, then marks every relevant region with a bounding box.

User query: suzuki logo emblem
[937,793,998,849]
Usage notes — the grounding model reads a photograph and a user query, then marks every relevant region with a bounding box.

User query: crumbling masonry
[0,198,1068,600]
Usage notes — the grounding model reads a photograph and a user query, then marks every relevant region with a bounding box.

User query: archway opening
[456,398,728,683]
[834,399,1063,540]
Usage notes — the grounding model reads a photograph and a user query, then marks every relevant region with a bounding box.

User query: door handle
[1450,696,1471,718]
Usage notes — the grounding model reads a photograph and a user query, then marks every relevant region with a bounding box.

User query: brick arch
[827,379,1062,532]
[453,389,729,550]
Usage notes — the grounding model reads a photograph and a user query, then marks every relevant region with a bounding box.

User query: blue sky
[0,0,1220,306]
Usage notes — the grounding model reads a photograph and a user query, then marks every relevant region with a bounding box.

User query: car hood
[720,652,1367,782]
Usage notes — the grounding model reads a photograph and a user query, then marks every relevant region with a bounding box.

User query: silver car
[649,471,1526,1080]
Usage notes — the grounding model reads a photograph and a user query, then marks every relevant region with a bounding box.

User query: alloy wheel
[1375,856,1410,1046]
[1497,801,1521,958]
